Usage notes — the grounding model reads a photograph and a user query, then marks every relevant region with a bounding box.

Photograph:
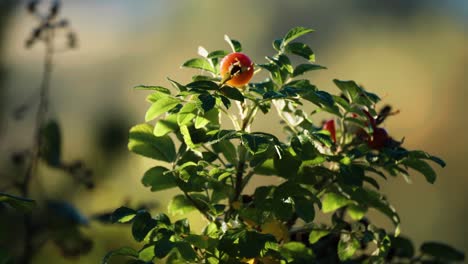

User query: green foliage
[0,192,35,211]
[106,27,464,264]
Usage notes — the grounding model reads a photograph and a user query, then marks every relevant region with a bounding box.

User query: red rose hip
[220,52,254,88]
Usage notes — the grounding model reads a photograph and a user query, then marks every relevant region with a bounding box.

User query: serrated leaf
[128,124,176,162]
[220,86,244,102]
[0,192,35,211]
[142,166,176,192]
[224,35,242,52]
[292,64,326,77]
[187,80,219,91]
[409,151,446,168]
[167,77,187,92]
[402,158,437,184]
[333,79,380,106]
[284,42,315,61]
[111,206,136,223]
[145,96,180,122]
[283,27,314,46]
[134,85,171,94]
[182,58,215,73]
[208,50,229,59]
[102,247,138,264]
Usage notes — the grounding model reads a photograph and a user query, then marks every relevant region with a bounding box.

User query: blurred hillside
[0,1,467,263]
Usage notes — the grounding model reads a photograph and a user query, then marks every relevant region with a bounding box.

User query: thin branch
[19,26,54,264]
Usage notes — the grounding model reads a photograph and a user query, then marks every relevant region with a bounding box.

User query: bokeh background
[0,0,467,263]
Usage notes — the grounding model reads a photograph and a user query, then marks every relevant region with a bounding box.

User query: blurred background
[0,0,467,263]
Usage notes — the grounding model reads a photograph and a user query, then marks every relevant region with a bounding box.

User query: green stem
[273,100,298,134]
[19,26,54,264]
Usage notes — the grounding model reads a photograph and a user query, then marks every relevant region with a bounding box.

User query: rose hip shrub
[104,27,464,264]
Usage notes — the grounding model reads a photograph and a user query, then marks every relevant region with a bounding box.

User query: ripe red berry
[323,119,336,143]
[220,52,254,88]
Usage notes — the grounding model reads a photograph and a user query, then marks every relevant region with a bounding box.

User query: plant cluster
[105,27,464,263]
[0,1,93,263]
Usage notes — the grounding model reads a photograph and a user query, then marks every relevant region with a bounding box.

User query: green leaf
[294,197,315,222]
[40,120,61,167]
[177,102,199,126]
[154,114,178,137]
[408,151,446,168]
[134,85,170,94]
[138,244,155,262]
[174,218,190,235]
[195,108,219,129]
[0,192,35,211]
[174,242,197,261]
[219,86,245,102]
[283,27,314,46]
[145,96,180,121]
[102,247,138,264]
[142,166,176,192]
[182,58,215,73]
[242,134,271,155]
[168,194,197,215]
[132,211,157,242]
[338,233,360,261]
[347,204,367,220]
[333,79,380,106]
[180,125,199,150]
[167,77,187,92]
[224,35,242,52]
[207,50,229,59]
[212,140,237,164]
[128,124,176,162]
[420,242,465,261]
[309,228,329,244]
[322,192,351,213]
[280,242,315,262]
[198,93,216,112]
[185,234,217,249]
[292,64,326,77]
[284,42,315,61]
[154,238,174,259]
[187,80,219,91]
[111,206,136,223]
[272,39,283,51]
[402,158,437,184]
